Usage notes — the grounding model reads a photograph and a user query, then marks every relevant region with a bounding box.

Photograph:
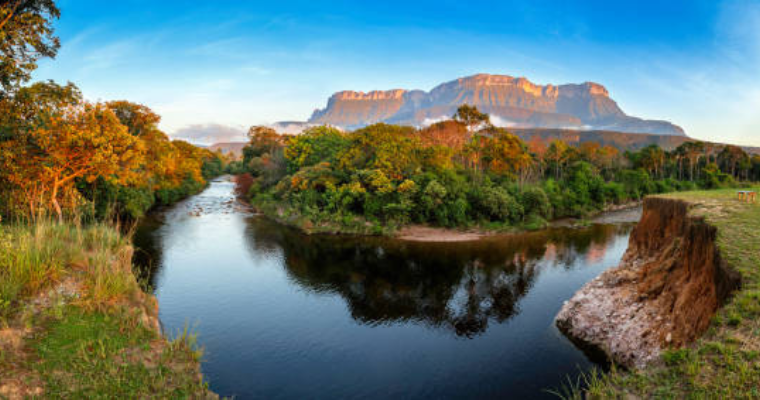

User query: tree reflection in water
[243,219,631,338]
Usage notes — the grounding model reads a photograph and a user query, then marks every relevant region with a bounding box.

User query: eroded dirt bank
[556,197,741,368]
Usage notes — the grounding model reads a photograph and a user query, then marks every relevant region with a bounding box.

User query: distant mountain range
[306,74,685,136]
[209,142,246,159]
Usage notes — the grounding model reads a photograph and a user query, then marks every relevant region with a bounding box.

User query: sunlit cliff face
[308,73,685,136]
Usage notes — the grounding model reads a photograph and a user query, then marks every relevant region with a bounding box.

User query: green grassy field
[561,187,760,398]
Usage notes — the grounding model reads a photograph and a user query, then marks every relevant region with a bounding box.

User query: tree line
[236,105,760,232]
[0,1,225,222]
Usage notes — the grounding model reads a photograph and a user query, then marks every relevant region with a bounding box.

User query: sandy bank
[394,225,493,242]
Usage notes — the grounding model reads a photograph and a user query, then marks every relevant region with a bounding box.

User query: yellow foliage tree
[20,103,144,220]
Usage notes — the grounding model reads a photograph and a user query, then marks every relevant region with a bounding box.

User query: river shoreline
[556,188,760,397]
[395,202,643,242]
[135,177,636,399]
[236,173,642,242]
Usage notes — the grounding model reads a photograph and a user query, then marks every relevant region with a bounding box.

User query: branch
[58,165,96,185]
[0,0,22,31]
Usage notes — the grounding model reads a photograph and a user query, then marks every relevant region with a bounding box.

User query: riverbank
[0,222,215,398]
[239,174,642,242]
[562,187,760,397]
[133,176,636,398]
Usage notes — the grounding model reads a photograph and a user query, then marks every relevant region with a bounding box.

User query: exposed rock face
[308,74,685,136]
[555,197,740,369]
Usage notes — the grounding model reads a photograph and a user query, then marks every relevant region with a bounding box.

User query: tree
[477,130,533,183]
[0,81,82,218]
[107,100,161,137]
[597,145,620,178]
[243,126,287,188]
[284,125,349,173]
[20,103,143,220]
[545,140,570,180]
[105,100,177,191]
[340,123,418,180]
[717,145,748,179]
[244,125,281,163]
[418,120,470,154]
[0,0,60,95]
[637,145,666,179]
[676,141,705,181]
[453,104,490,132]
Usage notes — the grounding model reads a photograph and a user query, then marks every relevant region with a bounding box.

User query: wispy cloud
[81,40,139,72]
[239,64,272,75]
[171,123,247,145]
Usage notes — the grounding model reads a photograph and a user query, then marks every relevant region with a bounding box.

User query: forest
[0,3,222,396]
[236,105,760,233]
[0,85,224,222]
[0,2,224,223]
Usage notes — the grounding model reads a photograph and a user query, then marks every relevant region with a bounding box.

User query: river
[133,176,639,399]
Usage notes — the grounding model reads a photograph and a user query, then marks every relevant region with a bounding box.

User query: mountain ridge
[308,74,685,136]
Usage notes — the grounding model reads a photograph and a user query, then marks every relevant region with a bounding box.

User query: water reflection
[136,213,630,338]
[131,178,639,399]
[241,219,629,338]
[136,211,631,339]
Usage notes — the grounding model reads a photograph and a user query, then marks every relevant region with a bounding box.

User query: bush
[702,163,735,189]
[654,179,673,194]
[603,182,626,204]
[520,186,551,219]
[618,169,654,199]
[473,186,523,223]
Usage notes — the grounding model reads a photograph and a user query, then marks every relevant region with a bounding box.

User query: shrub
[603,182,626,204]
[474,186,523,223]
[520,186,551,219]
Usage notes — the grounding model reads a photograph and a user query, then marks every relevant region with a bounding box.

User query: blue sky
[35,0,760,145]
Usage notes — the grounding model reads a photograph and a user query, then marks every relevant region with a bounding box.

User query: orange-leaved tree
[29,102,144,220]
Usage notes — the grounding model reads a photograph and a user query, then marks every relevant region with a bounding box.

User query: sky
[34,0,760,146]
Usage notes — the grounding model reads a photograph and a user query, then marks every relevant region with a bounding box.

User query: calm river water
[133,177,638,399]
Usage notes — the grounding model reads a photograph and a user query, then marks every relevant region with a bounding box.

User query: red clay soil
[556,197,741,368]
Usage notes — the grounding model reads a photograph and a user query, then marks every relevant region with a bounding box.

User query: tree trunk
[51,181,62,223]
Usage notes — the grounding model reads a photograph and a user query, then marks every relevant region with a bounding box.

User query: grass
[0,221,215,398]
[30,307,208,399]
[560,186,760,398]
[0,222,135,319]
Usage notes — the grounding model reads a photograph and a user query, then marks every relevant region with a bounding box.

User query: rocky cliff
[308,74,685,136]
[555,197,740,368]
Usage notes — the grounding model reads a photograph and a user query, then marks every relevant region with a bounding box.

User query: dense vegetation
[0,87,225,222]
[237,105,760,234]
[0,2,218,397]
[0,3,224,223]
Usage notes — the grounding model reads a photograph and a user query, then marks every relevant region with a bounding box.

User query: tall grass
[0,221,136,319]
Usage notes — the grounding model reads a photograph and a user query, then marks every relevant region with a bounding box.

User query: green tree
[637,145,666,179]
[284,126,349,173]
[453,104,490,131]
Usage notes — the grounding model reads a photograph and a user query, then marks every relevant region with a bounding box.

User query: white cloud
[421,115,450,126]
[490,115,517,128]
[171,123,247,145]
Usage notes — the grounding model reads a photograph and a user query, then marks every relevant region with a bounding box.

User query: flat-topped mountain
[308,74,685,136]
